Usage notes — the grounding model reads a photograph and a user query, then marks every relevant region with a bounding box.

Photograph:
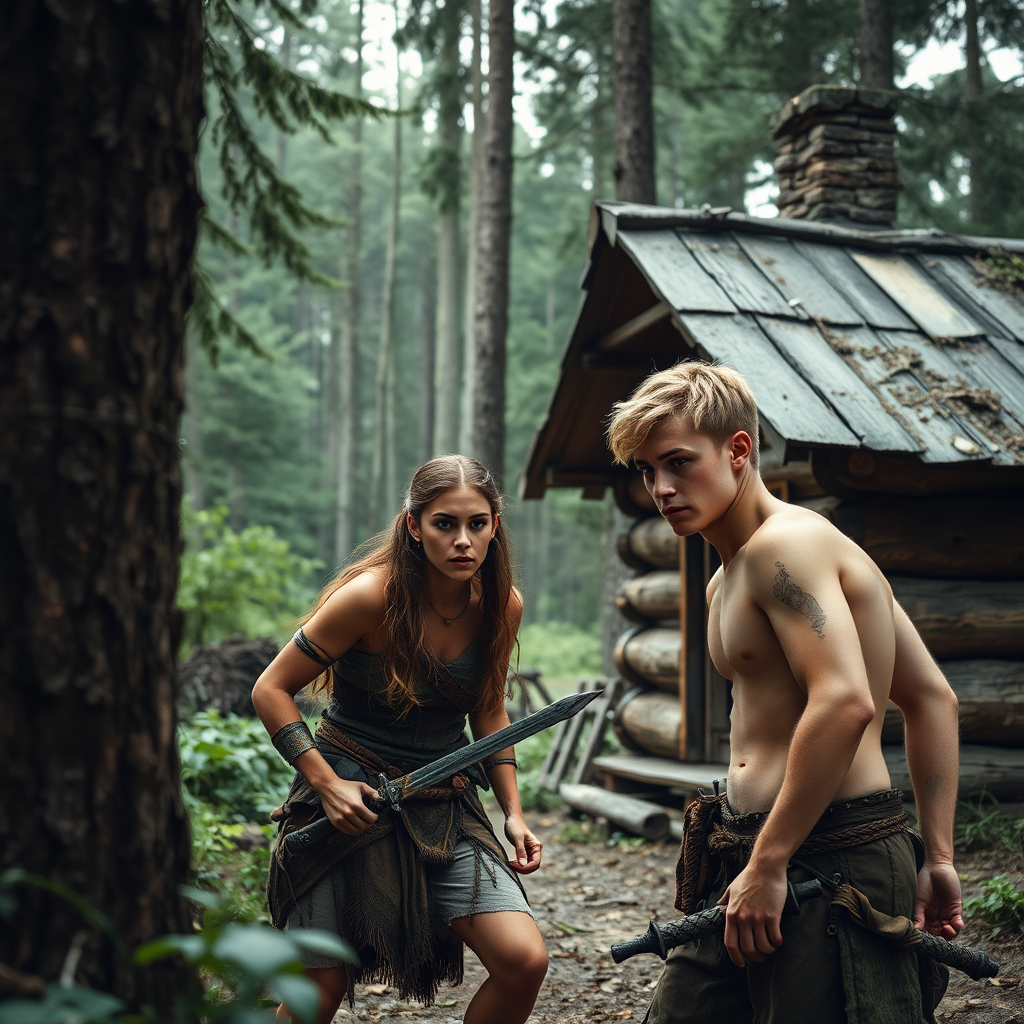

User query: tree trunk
[459,0,485,456]
[473,0,515,481]
[334,0,365,562]
[370,26,404,531]
[963,0,988,227]
[611,0,656,204]
[183,333,206,512]
[420,251,437,464]
[432,6,463,457]
[858,0,893,91]
[0,0,202,1005]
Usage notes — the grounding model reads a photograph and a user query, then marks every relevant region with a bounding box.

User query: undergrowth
[954,792,1024,853]
[965,875,1024,934]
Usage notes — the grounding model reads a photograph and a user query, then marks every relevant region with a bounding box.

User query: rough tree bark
[858,0,894,91]
[333,0,365,563]
[963,0,988,227]
[473,0,515,481]
[0,0,203,1006]
[611,0,656,206]
[369,26,403,531]
[458,0,484,456]
[432,4,463,457]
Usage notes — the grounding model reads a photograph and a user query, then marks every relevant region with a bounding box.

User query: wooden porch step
[591,754,728,792]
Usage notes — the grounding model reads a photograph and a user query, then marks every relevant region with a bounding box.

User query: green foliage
[0,986,126,1024]
[979,248,1024,297]
[558,819,602,844]
[179,503,322,651]
[965,875,1024,933]
[0,872,353,1024]
[954,792,1024,852]
[138,887,355,1024]
[193,0,391,357]
[180,711,297,823]
[518,621,603,680]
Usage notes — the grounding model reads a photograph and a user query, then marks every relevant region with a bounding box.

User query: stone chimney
[770,85,898,226]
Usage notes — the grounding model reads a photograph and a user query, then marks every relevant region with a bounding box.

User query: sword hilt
[283,772,394,855]
[915,932,999,981]
[611,879,823,964]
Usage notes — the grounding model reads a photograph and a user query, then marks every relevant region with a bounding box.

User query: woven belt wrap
[675,789,909,914]
[315,717,470,800]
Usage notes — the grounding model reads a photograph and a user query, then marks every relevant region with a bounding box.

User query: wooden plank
[874,329,1012,463]
[889,576,1024,659]
[680,312,861,448]
[570,678,624,785]
[882,658,1024,745]
[681,233,795,316]
[831,492,1024,578]
[884,744,1024,802]
[592,753,727,790]
[681,534,706,762]
[794,241,917,330]
[617,229,737,314]
[754,317,921,453]
[850,251,984,339]
[596,299,673,352]
[832,329,996,465]
[736,235,863,325]
[924,254,1024,343]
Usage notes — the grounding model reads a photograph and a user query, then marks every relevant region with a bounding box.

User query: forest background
[185,0,1024,679]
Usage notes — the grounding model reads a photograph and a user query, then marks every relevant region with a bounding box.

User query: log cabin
[521,85,1024,809]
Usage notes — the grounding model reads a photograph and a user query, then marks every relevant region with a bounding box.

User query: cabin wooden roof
[520,201,1024,499]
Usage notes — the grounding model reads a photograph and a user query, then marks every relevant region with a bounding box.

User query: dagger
[284,688,603,854]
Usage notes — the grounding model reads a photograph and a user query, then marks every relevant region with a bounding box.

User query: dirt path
[333,811,1023,1023]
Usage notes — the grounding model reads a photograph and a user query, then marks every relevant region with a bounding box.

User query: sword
[611,878,824,963]
[284,688,603,854]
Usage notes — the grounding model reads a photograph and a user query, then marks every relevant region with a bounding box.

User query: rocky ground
[330,809,1023,1024]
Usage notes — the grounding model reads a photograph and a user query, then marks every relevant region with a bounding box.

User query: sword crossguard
[377,773,402,813]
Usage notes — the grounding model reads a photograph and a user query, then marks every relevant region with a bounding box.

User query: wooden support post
[679,534,706,761]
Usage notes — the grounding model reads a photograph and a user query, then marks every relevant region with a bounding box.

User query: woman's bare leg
[448,911,548,1024]
[275,965,348,1024]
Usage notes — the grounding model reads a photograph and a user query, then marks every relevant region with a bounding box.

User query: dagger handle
[283,773,392,855]
[916,932,999,980]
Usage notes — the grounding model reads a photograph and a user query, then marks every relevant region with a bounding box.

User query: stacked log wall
[611,471,1024,801]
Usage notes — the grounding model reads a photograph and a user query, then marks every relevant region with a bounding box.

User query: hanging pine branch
[194,0,391,358]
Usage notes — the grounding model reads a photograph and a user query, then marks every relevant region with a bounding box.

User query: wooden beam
[595,299,673,351]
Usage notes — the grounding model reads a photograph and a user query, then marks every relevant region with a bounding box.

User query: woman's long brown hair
[305,455,518,715]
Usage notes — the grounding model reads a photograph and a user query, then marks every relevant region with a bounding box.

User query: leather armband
[482,756,518,772]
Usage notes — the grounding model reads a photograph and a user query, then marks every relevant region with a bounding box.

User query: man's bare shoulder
[743,507,844,569]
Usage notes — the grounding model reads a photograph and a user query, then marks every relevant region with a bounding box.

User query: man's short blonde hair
[607,361,760,468]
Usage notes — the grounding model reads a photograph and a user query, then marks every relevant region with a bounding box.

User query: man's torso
[707,507,896,812]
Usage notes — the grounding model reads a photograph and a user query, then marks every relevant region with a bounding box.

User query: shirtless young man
[606,362,963,1024]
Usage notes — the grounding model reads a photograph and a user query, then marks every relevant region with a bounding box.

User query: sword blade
[395,688,603,799]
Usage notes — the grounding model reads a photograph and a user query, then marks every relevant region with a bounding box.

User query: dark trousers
[643,803,940,1024]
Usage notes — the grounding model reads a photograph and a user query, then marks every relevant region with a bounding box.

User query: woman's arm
[467,588,542,873]
[251,571,387,835]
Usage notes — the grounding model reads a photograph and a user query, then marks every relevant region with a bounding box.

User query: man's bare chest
[707,580,784,679]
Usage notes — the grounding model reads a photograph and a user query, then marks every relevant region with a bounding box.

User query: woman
[252,456,548,1024]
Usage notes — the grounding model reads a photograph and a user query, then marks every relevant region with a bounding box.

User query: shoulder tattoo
[773,561,826,639]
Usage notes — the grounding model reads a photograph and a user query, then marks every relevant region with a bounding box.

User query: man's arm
[721,531,876,967]
[889,601,963,937]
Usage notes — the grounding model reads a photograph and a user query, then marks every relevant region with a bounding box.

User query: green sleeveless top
[322,641,482,771]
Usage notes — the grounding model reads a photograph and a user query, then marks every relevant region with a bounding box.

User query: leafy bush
[517,622,603,681]
[178,502,322,654]
[0,870,355,1024]
[965,875,1024,933]
[179,711,296,823]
